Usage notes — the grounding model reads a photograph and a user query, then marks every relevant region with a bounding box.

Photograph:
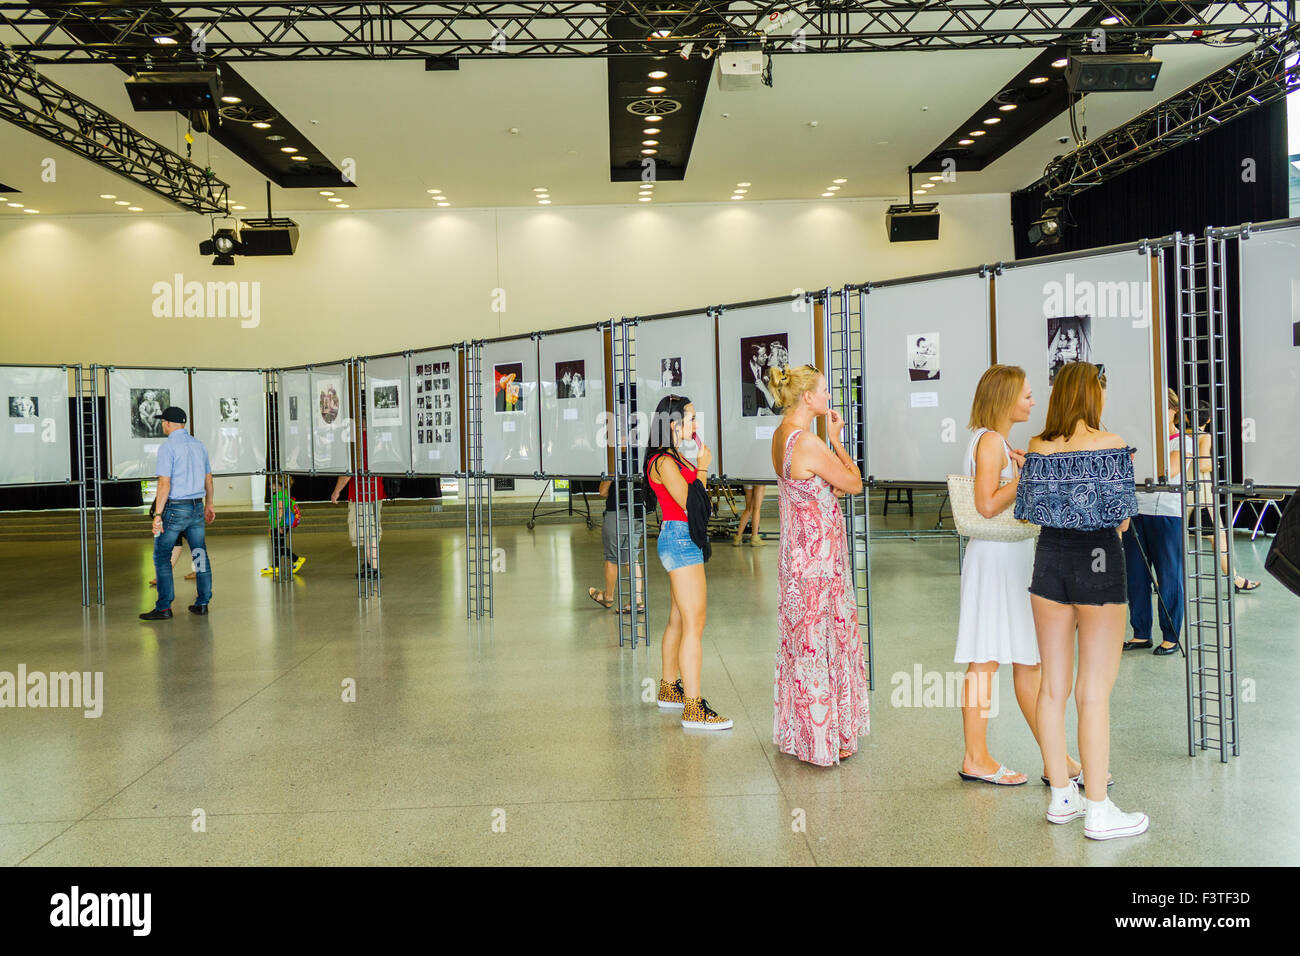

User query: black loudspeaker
[886,205,940,242]
[1065,55,1161,92]
[125,72,220,111]
[238,218,300,256]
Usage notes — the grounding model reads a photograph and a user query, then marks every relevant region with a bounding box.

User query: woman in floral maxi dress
[768,364,871,766]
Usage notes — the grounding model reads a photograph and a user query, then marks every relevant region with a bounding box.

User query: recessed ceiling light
[437,202,450,207]
[6,202,22,208]
[642,140,659,147]
[22,208,38,213]
[827,186,841,191]
[958,139,974,145]
[641,148,657,155]
[252,121,271,129]
[733,188,747,193]
[1029,76,1049,84]
[644,115,661,123]
[538,199,552,205]
[426,189,442,195]
[913,190,926,195]
[1052,58,1068,68]
[648,71,668,79]
[128,206,142,212]
[928,175,943,181]
[328,197,342,202]
[639,197,653,202]
[537,194,550,199]
[920,182,934,188]
[642,128,660,136]
[291,155,308,161]
[280,146,298,153]
[533,187,548,192]
[221,95,241,104]
[822,192,834,197]
[321,190,336,196]
[152,36,177,45]
[646,86,666,94]
[266,134,285,142]
[832,178,847,184]
[232,204,246,210]
[100,194,116,199]
[999,103,1017,112]
[640,182,654,188]
[737,182,752,187]
[336,204,350,209]
[970,130,986,137]
[114,200,129,205]
[983,117,1001,125]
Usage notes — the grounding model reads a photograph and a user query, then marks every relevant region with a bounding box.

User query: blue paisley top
[1014,446,1139,531]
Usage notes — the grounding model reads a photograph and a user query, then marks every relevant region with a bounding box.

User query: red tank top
[648,452,696,522]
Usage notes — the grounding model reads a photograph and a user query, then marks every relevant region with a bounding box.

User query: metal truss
[0,2,1294,61]
[0,47,231,213]
[1034,21,1300,200]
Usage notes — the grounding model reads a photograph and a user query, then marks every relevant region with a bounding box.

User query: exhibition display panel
[409,346,464,475]
[105,366,191,480]
[277,368,313,473]
[479,336,540,476]
[190,368,268,476]
[309,362,353,474]
[0,364,72,486]
[364,353,414,474]
[632,310,718,470]
[537,325,611,478]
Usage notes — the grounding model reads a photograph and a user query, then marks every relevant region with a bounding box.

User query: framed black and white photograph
[129,387,169,438]
[907,333,941,381]
[740,332,789,417]
[289,395,298,422]
[317,381,341,426]
[8,395,38,418]
[371,381,401,425]
[555,360,586,399]
[1047,315,1092,384]
[660,357,682,388]
[218,397,240,423]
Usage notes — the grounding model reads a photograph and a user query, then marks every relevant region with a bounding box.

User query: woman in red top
[644,394,731,731]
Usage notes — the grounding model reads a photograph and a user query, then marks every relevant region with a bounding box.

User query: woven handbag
[946,474,1040,542]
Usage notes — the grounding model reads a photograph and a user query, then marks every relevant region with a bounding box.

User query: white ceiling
[0,37,1255,218]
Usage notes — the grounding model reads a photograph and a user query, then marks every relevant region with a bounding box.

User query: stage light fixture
[1027,207,1063,247]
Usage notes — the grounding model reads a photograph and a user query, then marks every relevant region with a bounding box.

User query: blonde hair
[1038,361,1106,441]
[968,365,1027,431]
[766,364,821,411]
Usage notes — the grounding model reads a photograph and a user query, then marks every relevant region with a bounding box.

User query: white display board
[717,300,818,481]
[410,348,462,474]
[1238,223,1300,488]
[480,338,540,475]
[107,367,191,480]
[538,327,609,477]
[0,365,71,485]
[994,247,1162,483]
[191,369,267,475]
[310,363,353,474]
[365,355,413,474]
[633,312,718,467]
[864,272,992,482]
[278,370,313,472]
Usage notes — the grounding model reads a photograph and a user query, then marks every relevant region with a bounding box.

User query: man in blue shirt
[140,407,216,620]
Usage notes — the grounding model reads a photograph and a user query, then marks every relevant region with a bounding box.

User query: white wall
[0,195,1013,368]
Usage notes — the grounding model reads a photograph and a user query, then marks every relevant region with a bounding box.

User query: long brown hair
[1037,361,1105,441]
[968,365,1026,431]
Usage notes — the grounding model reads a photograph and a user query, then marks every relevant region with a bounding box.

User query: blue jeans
[155,499,213,611]
[1122,513,1183,644]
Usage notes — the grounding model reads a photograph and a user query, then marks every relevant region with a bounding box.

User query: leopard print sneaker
[657,678,686,710]
[681,696,733,731]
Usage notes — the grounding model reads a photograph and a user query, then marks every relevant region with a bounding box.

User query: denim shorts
[657,519,703,572]
[1030,526,1127,606]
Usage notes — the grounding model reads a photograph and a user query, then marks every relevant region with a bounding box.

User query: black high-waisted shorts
[1029,526,1127,606]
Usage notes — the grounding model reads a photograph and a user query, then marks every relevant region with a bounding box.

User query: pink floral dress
[773,428,870,766]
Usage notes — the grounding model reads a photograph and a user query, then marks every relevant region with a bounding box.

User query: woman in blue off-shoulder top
[1014,362,1148,842]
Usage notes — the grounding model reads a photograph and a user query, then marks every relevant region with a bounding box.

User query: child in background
[261,474,305,576]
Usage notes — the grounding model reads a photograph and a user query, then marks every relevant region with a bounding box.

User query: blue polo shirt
[156,428,211,500]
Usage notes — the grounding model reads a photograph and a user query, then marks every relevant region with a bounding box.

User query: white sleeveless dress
[954,428,1039,665]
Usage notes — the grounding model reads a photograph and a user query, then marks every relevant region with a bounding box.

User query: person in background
[733,484,767,547]
[1016,362,1146,841]
[331,440,385,578]
[140,406,214,620]
[589,473,646,614]
[645,394,731,731]
[1123,389,1190,655]
[768,364,869,766]
[1188,402,1261,593]
[262,473,305,576]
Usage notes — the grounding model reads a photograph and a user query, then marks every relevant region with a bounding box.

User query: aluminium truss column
[73,364,89,606]
[1173,231,1239,761]
[613,317,649,649]
[266,369,287,584]
[83,363,105,605]
[831,287,874,689]
[466,340,491,619]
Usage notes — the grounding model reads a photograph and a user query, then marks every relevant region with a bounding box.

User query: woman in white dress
[956,365,1085,786]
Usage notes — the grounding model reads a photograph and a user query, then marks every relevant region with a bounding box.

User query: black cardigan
[686,481,712,563]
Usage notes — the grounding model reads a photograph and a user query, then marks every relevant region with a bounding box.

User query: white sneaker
[1046,780,1087,824]
[1084,798,1150,841]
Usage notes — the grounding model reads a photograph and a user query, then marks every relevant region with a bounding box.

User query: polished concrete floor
[1,515,1296,866]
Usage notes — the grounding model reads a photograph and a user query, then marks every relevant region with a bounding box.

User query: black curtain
[1011,99,1291,530]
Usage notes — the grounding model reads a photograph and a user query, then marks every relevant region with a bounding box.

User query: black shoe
[355,570,382,579]
[188,604,208,616]
[1153,642,1179,656]
[1123,638,1153,651]
[139,609,173,621]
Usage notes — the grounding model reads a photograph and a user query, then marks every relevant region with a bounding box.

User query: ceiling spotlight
[643,128,660,135]
[958,138,974,145]
[1028,206,1063,247]
[1029,76,1049,84]
[328,197,342,202]
[647,86,667,94]
[832,178,847,184]
[437,202,450,207]
[640,197,653,202]
[970,130,986,136]
[321,190,336,196]
[152,36,178,46]
[100,194,116,199]
[252,121,271,129]
[221,95,241,104]
[928,175,943,181]
[983,117,1001,125]
[426,189,442,195]
[22,208,38,213]
[648,70,668,79]
[336,204,350,209]
[266,134,285,142]
[734,188,747,193]
[538,199,552,205]
[199,225,241,265]
[280,146,298,153]
[1052,58,1068,68]
[537,194,550,199]
[533,187,548,192]
[913,190,926,196]
[737,181,752,187]
[823,192,835,197]
[291,156,308,161]
[641,148,657,155]
[999,103,1017,111]
[6,202,22,208]
[642,140,659,147]
[644,115,662,123]
[640,182,655,188]
[232,204,246,210]
[1100,16,1121,25]
[826,186,840,191]
[114,200,130,206]
[128,206,142,212]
